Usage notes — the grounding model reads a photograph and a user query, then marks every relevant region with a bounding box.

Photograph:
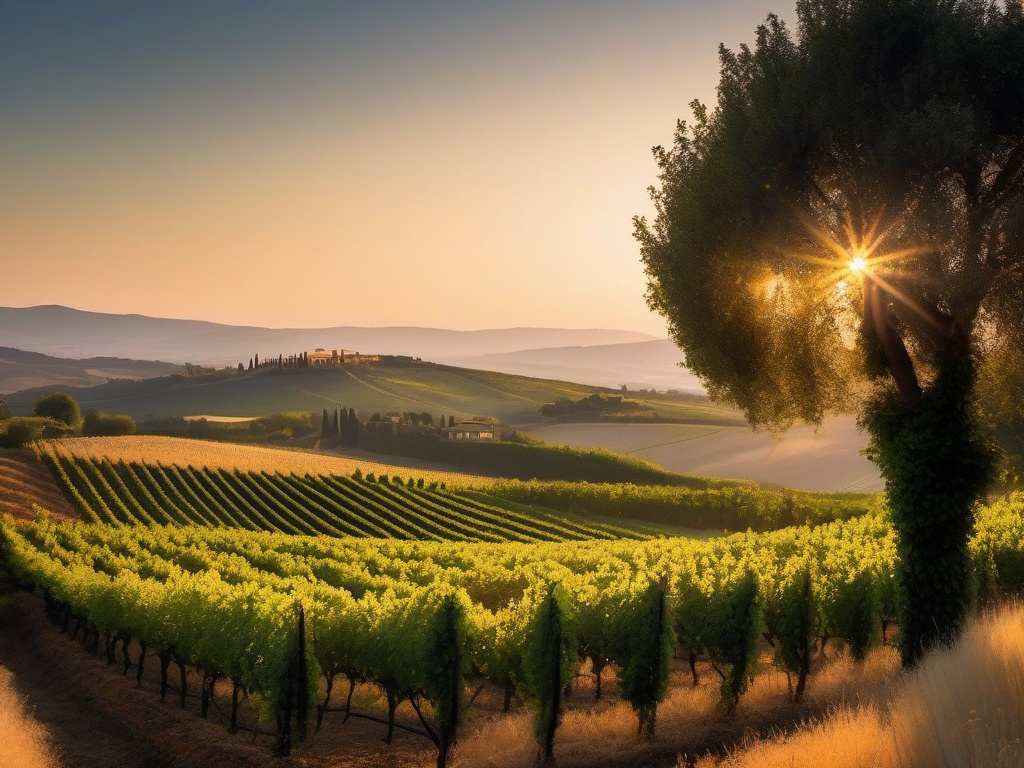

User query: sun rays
[777,206,940,331]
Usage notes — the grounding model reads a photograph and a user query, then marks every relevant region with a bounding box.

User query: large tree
[636,0,1024,666]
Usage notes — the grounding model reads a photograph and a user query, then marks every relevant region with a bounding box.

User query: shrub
[0,417,72,448]
[82,410,137,437]
[33,393,81,427]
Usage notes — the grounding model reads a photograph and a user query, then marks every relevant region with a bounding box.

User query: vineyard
[37,437,881,532]
[3,499,1023,765]
[35,443,640,543]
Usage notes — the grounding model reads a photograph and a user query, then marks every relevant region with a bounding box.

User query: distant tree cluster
[82,409,137,437]
[539,393,644,418]
[320,406,363,445]
[0,392,135,447]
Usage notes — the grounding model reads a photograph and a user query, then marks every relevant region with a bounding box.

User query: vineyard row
[36,446,637,543]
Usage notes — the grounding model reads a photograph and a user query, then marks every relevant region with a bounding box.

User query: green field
[5,361,741,426]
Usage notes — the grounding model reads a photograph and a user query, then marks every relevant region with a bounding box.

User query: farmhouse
[309,348,382,365]
[445,420,499,442]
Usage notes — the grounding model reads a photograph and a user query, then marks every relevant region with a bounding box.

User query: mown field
[4,362,741,426]
[527,418,883,492]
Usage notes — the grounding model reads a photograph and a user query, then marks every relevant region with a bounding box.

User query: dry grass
[44,435,488,486]
[453,649,901,768]
[0,664,61,768]
[700,604,1024,768]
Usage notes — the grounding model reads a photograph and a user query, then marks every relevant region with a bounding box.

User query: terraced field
[0,450,77,520]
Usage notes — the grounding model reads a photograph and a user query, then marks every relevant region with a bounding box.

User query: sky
[1,0,786,335]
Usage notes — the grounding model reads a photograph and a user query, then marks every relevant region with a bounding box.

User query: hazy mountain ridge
[0,306,657,365]
[437,338,707,393]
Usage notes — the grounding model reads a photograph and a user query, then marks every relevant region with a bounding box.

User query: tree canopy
[33,392,82,428]
[636,0,1024,430]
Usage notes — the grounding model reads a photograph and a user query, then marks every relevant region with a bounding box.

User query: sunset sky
[2,0,783,335]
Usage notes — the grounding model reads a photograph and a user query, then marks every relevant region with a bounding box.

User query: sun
[848,255,868,273]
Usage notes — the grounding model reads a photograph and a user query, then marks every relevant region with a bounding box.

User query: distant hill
[0,305,656,365]
[4,360,739,426]
[437,338,706,392]
[0,347,183,395]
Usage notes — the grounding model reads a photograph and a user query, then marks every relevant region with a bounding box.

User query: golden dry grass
[700,604,1024,768]
[43,436,489,486]
[452,649,900,768]
[0,664,61,768]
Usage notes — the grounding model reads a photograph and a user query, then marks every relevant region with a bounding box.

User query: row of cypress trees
[321,406,363,445]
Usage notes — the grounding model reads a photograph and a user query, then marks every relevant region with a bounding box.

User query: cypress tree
[322,409,330,438]
[425,594,468,768]
[617,577,673,736]
[524,584,576,764]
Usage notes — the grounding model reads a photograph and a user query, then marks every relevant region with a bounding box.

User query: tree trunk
[136,642,147,686]
[229,679,241,734]
[384,687,398,744]
[863,344,996,668]
[177,657,188,708]
[159,650,171,701]
[316,671,334,732]
[343,675,356,723]
[502,681,514,713]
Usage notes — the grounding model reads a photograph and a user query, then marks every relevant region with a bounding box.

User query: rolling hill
[438,338,707,392]
[525,418,883,492]
[4,360,741,426]
[0,347,183,394]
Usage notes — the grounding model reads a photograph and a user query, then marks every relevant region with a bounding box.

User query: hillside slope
[0,346,182,394]
[438,338,707,392]
[526,419,883,493]
[5,362,741,426]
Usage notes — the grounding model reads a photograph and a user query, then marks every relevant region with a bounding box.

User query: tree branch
[865,280,922,408]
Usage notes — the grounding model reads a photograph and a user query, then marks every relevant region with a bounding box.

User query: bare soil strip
[0,451,77,521]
